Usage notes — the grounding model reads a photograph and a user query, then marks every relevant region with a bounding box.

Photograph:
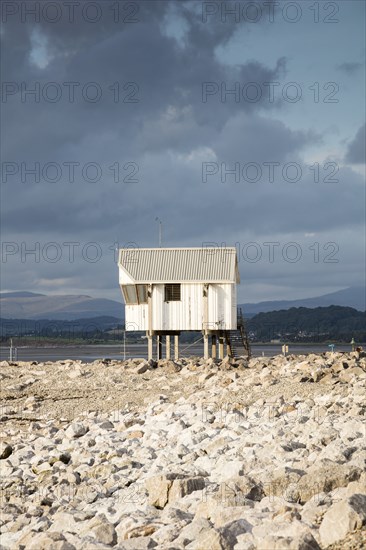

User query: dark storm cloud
[1,0,364,300]
[2,5,286,158]
[345,123,366,164]
[1,0,288,237]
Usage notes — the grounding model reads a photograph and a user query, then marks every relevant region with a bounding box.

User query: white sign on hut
[118,247,249,360]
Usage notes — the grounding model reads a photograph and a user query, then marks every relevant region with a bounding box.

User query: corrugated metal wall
[125,283,236,331]
[231,283,237,328]
[125,303,148,331]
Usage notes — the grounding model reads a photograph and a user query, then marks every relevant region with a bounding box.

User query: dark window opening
[165,283,181,302]
[136,284,148,304]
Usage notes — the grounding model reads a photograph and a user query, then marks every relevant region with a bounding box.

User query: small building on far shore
[118,246,249,360]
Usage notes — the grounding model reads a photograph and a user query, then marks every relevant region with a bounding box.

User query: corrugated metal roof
[118,247,239,283]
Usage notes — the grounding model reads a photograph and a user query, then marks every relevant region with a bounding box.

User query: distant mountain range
[240,286,365,315]
[0,286,364,321]
[0,292,124,320]
[0,316,121,338]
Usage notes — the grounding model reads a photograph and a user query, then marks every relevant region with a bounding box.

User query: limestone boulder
[319,493,366,547]
[145,474,205,508]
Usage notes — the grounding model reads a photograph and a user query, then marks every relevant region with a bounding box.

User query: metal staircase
[226,308,251,359]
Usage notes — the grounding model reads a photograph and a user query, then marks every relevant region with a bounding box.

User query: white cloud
[29,28,52,69]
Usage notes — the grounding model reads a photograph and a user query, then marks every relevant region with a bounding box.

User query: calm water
[0,343,358,362]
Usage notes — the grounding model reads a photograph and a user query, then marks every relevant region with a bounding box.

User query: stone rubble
[0,351,365,549]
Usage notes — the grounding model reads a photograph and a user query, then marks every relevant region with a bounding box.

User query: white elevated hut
[118,247,241,360]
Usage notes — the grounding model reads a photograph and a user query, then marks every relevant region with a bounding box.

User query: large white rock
[319,493,366,547]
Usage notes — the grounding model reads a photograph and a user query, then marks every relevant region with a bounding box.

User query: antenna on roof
[155,217,163,247]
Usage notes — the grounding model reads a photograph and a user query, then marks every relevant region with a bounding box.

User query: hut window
[122,285,138,304]
[165,284,181,302]
[137,284,148,304]
[122,284,148,305]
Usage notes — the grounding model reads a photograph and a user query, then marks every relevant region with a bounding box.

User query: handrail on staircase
[235,306,252,359]
[237,307,244,328]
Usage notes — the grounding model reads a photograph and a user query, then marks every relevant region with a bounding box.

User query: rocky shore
[1,352,365,549]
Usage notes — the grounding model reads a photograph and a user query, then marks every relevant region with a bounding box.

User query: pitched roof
[118,247,239,283]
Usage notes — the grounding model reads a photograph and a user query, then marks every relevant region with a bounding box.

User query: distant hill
[0,316,121,337]
[240,286,365,315]
[0,292,124,321]
[247,306,366,343]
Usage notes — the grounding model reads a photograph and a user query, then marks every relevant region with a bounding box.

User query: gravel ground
[0,352,365,549]
[0,354,349,423]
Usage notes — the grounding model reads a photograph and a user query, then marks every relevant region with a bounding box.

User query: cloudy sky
[1,0,365,303]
